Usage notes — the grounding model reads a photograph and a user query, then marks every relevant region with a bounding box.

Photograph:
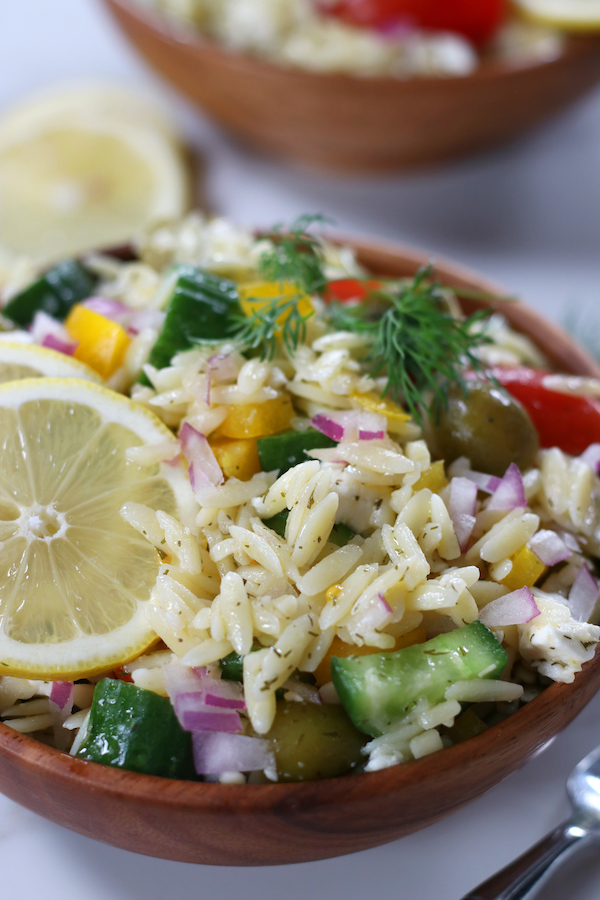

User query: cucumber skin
[257,429,336,475]
[76,678,196,779]
[331,621,507,738]
[141,267,241,384]
[3,260,98,326]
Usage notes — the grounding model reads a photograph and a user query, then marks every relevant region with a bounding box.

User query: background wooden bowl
[0,237,599,865]
[102,0,600,173]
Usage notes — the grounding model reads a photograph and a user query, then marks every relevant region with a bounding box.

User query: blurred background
[2,1,600,898]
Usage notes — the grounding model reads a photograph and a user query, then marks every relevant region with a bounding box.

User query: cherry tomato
[493,367,600,457]
[323,278,384,303]
[323,0,507,45]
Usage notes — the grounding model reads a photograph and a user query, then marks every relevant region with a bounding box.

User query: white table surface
[2,3,600,898]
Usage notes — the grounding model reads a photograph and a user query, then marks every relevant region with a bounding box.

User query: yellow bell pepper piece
[351,390,411,425]
[65,305,130,380]
[238,281,314,325]
[213,394,294,440]
[413,460,449,493]
[500,545,547,591]
[209,437,261,481]
[314,628,427,687]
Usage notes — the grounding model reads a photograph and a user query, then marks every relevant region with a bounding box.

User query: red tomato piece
[323,0,507,45]
[109,667,134,683]
[493,367,600,457]
[323,278,384,303]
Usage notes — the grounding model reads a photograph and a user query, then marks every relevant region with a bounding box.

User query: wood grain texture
[102,0,600,173]
[0,239,598,865]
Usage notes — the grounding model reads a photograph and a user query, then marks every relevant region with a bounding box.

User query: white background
[2,2,600,897]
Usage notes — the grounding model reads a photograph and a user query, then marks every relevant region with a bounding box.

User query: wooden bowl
[102,0,600,173]
[0,237,599,866]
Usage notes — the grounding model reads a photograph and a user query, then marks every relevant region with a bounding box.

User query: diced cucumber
[263,510,288,539]
[142,267,241,382]
[257,428,336,475]
[329,522,356,547]
[331,621,507,737]
[219,650,245,682]
[3,260,98,326]
[76,678,195,779]
[263,508,356,546]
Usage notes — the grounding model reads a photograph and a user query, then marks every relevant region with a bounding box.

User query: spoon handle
[460,815,600,900]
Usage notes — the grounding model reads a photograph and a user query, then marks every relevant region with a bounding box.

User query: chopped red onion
[462,470,502,494]
[528,530,572,567]
[312,414,344,442]
[163,660,245,733]
[178,700,243,734]
[83,297,131,323]
[567,565,600,623]
[203,693,246,710]
[41,334,78,356]
[311,410,386,443]
[49,681,74,752]
[580,444,600,474]
[30,311,72,348]
[449,477,478,552]
[50,681,74,712]
[487,463,526,511]
[127,308,166,337]
[354,593,393,633]
[479,587,540,627]
[208,353,238,382]
[193,732,275,776]
[179,422,223,490]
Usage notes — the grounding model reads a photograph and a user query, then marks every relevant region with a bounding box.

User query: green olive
[263,702,366,783]
[431,381,539,477]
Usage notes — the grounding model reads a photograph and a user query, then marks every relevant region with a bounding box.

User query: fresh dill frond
[327,267,493,424]
[232,291,315,361]
[258,214,331,295]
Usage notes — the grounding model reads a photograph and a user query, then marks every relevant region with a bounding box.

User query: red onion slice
[487,463,526,511]
[50,681,74,712]
[479,587,540,627]
[179,422,223,490]
[449,477,478,551]
[30,311,74,350]
[567,565,600,623]
[462,470,502,494]
[49,681,74,752]
[83,297,131,323]
[41,334,78,356]
[580,444,600,474]
[208,353,239,382]
[528,530,572,567]
[179,702,243,734]
[311,410,386,443]
[193,732,275,776]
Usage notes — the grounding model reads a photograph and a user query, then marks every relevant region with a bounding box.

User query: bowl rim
[1,233,599,812]
[106,0,600,87]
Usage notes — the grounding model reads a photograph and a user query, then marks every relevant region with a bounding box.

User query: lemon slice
[0,378,195,679]
[514,0,600,30]
[0,85,191,267]
[0,342,103,384]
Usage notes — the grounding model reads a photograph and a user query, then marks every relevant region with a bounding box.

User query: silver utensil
[462,741,600,900]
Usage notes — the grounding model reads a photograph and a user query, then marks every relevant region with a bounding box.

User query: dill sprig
[232,291,315,361]
[327,266,493,424]
[258,214,330,295]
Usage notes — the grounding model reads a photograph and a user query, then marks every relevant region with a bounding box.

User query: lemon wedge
[0,378,195,679]
[514,0,600,30]
[0,85,191,268]
[0,342,102,384]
